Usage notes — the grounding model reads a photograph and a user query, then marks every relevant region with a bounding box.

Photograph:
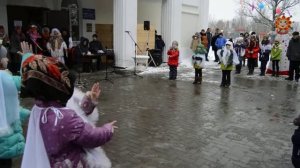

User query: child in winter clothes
[292,115,300,168]
[234,37,245,74]
[167,41,180,80]
[270,40,282,77]
[19,41,117,168]
[0,70,30,168]
[245,36,260,75]
[66,86,112,168]
[217,41,239,87]
[192,44,207,84]
[259,36,272,76]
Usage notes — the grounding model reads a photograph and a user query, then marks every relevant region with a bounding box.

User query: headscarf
[249,36,257,48]
[0,70,20,137]
[28,25,41,42]
[218,41,239,67]
[20,54,76,105]
[49,28,64,51]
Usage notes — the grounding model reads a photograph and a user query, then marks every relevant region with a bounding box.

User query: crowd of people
[166,28,300,88]
[0,24,105,75]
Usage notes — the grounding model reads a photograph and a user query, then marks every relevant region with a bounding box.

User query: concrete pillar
[199,0,209,30]
[161,0,182,61]
[113,0,137,68]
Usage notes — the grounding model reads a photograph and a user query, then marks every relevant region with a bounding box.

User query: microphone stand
[100,48,113,84]
[125,31,143,78]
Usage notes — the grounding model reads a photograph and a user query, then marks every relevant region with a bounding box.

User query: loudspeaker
[144,21,150,30]
[148,49,162,66]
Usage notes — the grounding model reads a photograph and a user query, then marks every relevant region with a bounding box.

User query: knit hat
[20,54,76,104]
[294,115,300,126]
[292,31,299,36]
[225,41,234,50]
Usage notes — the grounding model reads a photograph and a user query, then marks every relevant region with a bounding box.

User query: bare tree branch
[239,0,300,30]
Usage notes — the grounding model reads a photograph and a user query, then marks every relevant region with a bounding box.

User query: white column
[113,0,137,68]
[161,0,182,61]
[199,0,209,29]
[0,0,8,31]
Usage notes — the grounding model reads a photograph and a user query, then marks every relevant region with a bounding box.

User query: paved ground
[18,64,300,168]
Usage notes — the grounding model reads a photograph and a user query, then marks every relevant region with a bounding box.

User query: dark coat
[74,37,89,64]
[292,128,300,167]
[206,32,212,46]
[89,40,103,54]
[155,39,165,52]
[287,38,300,61]
[211,34,219,51]
[10,31,26,54]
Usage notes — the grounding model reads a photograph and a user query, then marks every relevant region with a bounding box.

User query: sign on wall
[14,20,22,27]
[82,8,95,20]
[86,23,93,32]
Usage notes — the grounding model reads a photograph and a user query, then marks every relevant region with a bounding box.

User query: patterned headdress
[21,54,75,104]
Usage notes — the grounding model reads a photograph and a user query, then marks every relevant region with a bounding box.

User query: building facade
[0,0,209,68]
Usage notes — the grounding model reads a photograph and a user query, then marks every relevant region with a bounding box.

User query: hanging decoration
[258,2,265,10]
[276,8,282,14]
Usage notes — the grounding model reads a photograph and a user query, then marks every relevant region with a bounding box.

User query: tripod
[125,31,143,78]
[146,30,157,67]
[100,53,113,83]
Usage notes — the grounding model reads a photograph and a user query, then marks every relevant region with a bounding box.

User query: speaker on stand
[144,21,150,31]
[143,21,156,67]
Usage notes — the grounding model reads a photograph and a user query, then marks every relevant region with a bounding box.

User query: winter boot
[193,77,198,84]
[276,71,279,77]
[198,77,202,84]
[272,71,275,77]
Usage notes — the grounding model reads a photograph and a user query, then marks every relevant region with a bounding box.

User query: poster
[14,20,22,27]
[86,23,93,32]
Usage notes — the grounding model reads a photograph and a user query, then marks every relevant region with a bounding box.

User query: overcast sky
[209,0,300,23]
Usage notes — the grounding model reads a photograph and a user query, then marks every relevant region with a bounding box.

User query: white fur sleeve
[66,88,99,126]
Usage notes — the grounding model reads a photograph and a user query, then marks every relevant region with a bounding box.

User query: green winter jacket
[0,75,30,159]
[220,50,234,71]
[271,46,282,61]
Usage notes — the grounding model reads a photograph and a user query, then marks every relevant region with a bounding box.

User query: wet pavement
[19,64,300,168]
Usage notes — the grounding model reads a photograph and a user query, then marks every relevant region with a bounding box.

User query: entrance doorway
[7,5,48,35]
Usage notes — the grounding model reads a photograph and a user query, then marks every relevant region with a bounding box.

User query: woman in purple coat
[19,43,117,168]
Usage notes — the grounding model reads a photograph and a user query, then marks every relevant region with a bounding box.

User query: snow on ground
[139,48,292,83]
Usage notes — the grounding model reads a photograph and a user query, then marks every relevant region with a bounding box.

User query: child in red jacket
[167,41,179,80]
[245,36,260,75]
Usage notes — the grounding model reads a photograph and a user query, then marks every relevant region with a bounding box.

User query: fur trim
[66,88,111,168]
[0,126,13,137]
[84,147,112,168]
[67,88,99,125]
